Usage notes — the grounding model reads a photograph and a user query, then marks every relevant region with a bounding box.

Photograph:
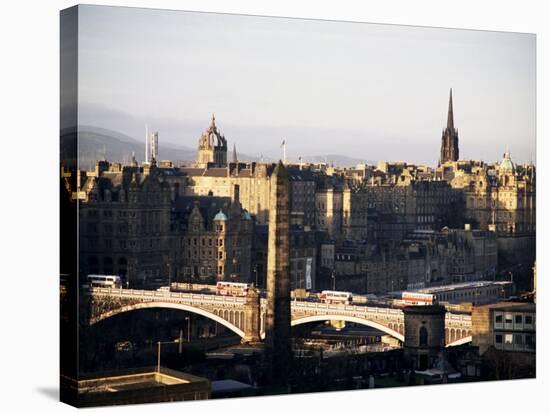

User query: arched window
[419,326,428,346]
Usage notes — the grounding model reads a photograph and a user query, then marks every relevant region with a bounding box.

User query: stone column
[265,161,292,386]
[242,286,261,344]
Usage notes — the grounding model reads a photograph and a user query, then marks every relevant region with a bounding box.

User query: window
[514,334,523,345]
[525,315,533,325]
[505,314,513,325]
[515,314,523,324]
[495,334,503,344]
[504,334,513,344]
[419,326,428,346]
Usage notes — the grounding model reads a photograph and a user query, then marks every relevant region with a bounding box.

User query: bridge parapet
[88,288,472,346]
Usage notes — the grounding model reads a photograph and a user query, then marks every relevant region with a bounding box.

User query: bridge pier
[242,287,262,344]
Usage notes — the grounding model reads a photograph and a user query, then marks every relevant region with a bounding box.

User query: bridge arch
[291,314,405,342]
[90,301,245,338]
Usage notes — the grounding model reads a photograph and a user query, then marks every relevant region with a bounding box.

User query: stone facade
[403,305,447,370]
[173,189,253,283]
[79,164,174,287]
[195,115,227,168]
[472,302,536,355]
[78,162,253,287]
[265,161,292,385]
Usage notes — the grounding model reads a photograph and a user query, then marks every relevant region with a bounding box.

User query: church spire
[447,88,454,130]
[233,143,238,164]
[439,88,459,165]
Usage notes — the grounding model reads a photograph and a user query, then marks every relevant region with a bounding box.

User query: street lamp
[156,339,180,374]
[185,316,191,342]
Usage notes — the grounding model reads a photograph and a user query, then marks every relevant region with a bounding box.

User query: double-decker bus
[87,274,122,289]
[216,281,250,297]
[319,290,353,305]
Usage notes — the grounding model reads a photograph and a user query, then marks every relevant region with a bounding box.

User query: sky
[75,5,536,166]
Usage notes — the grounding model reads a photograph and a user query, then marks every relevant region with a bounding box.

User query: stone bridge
[88,287,472,346]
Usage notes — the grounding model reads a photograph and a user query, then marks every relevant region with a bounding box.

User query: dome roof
[199,114,227,149]
[214,210,228,221]
[499,149,516,173]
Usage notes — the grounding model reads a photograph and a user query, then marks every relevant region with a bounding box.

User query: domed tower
[196,114,228,168]
[403,305,446,371]
[498,148,517,186]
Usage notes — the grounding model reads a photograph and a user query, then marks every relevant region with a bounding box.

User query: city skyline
[75,6,536,166]
[60,5,537,407]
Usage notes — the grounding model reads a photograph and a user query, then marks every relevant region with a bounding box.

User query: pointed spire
[233,143,238,164]
[211,113,216,127]
[447,88,454,130]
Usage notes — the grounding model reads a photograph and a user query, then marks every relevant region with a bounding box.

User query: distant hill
[61,125,373,169]
[66,125,196,169]
[302,154,375,167]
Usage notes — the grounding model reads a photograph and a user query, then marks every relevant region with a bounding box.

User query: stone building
[78,159,254,287]
[449,152,536,239]
[364,179,459,241]
[405,227,498,283]
[403,305,447,371]
[315,183,343,239]
[79,163,174,287]
[332,225,498,295]
[172,188,253,283]
[472,302,536,355]
[288,168,317,227]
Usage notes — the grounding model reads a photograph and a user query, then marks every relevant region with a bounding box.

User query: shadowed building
[61,367,210,407]
[264,161,292,386]
[403,305,446,370]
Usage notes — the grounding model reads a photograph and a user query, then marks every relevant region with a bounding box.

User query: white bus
[401,292,436,306]
[320,290,353,305]
[87,274,122,289]
[216,281,250,297]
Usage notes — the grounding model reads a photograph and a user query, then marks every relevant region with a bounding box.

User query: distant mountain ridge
[64,125,374,169]
[301,154,375,167]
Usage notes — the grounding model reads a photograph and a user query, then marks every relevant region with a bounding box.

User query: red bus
[216,281,250,297]
[320,290,353,305]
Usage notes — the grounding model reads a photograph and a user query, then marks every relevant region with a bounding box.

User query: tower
[403,305,446,371]
[150,131,159,162]
[265,161,292,386]
[232,143,238,164]
[196,114,228,168]
[439,89,459,165]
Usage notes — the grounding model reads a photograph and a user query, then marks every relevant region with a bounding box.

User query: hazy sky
[77,5,536,166]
